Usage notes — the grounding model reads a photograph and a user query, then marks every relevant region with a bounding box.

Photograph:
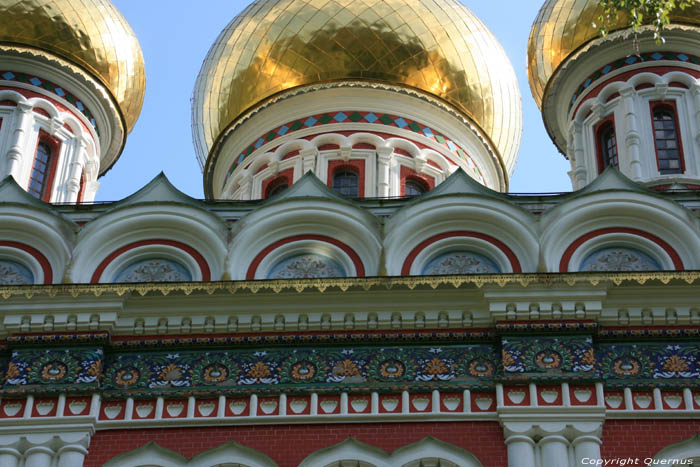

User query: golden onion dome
[193,0,522,175]
[528,0,700,108]
[0,0,145,134]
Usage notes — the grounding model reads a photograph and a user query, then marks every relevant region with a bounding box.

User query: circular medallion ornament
[612,356,642,377]
[290,361,317,381]
[379,359,406,380]
[105,360,151,390]
[31,354,79,384]
[114,366,141,387]
[40,361,68,382]
[468,358,495,378]
[202,363,228,384]
[535,350,563,370]
[280,354,328,384]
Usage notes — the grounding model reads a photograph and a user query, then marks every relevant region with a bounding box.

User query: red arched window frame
[650,101,685,174]
[400,166,434,196]
[264,175,289,199]
[28,130,61,202]
[327,160,365,198]
[594,117,619,173]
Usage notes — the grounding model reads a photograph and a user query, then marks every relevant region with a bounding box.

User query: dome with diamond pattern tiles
[192,0,522,177]
[0,0,145,135]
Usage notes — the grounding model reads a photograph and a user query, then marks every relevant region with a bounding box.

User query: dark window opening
[652,105,684,175]
[599,123,619,170]
[266,180,288,198]
[405,178,427,197]
[28,141,53,200]
[332,168,359,197]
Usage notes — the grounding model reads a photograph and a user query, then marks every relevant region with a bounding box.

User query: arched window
[114,258,193,283]
[579,247,662,272]
[405,178,427,197]
[265,179,288,198]
[597,121,618,171]
[652,103,684,174]
[332,168,359,197]
[28,141,56,201]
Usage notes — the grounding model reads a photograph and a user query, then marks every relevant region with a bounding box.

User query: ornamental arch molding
[384,193,538,275]
[541,189,700,272]
[0,182,74,284]
[71,203,228,284]
[103,441,277,467]
[652,434,700,464]
[229,188,381,280]
[298,437,484,467]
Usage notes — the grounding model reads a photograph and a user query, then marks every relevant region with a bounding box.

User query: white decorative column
[573,435,602,467]
[376,146,392,197]
[63,139,87,203]
[540,435,570,467]
[570,121,587,189]
[691,84,700,146]
[0,448,21,467]
[237,170,252,200]
[620,86,643,180]
[5,102,33,181]
[505,435,536,467]
[24,446,54,467]
[301,147,318,176]
[57,444,89,467]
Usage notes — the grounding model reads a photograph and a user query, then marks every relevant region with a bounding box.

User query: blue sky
[102,1,571,201]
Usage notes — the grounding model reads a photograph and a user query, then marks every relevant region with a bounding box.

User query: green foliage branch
[596,0,693,43]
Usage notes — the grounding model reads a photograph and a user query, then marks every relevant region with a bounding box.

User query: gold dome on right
[527,0,700,108]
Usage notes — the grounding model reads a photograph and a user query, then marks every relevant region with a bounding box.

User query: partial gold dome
[0,0,145,133]
[193,0,522,174]
[528,0,700,108]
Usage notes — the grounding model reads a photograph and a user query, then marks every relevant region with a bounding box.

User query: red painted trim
[0,241,52,284]
[327,160,365,198]
[650,100,686,173]
[77,171,86,204]
[401,231,522,275]
[246,235,365,280]
[593,116,618,174]
[559,227,684,272]
[90,240,211,283]
[400,166,434,196]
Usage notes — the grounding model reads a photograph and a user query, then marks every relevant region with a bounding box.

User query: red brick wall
[86,421,506,467]
[602,420,700,460]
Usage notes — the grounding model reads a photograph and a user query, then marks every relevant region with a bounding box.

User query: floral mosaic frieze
[501,336,596,380]
[102,345,499,394]
[598,343,700,385]
[4,348,102,391]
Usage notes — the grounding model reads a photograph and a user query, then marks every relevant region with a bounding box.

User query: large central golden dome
[0,0,145,134]
[528,0,700,108]
[193,0,522,174]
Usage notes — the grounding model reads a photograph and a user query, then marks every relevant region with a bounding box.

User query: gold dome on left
[0,0,145,133]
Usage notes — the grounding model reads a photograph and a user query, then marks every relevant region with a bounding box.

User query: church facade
[0,0,698,466]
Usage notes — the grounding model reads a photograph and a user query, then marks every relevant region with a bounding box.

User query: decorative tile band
[570,51,700,109]
[2,339,699,396]
[226,111,483,183]
[1,70,98,130]
[101,345,498,397]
